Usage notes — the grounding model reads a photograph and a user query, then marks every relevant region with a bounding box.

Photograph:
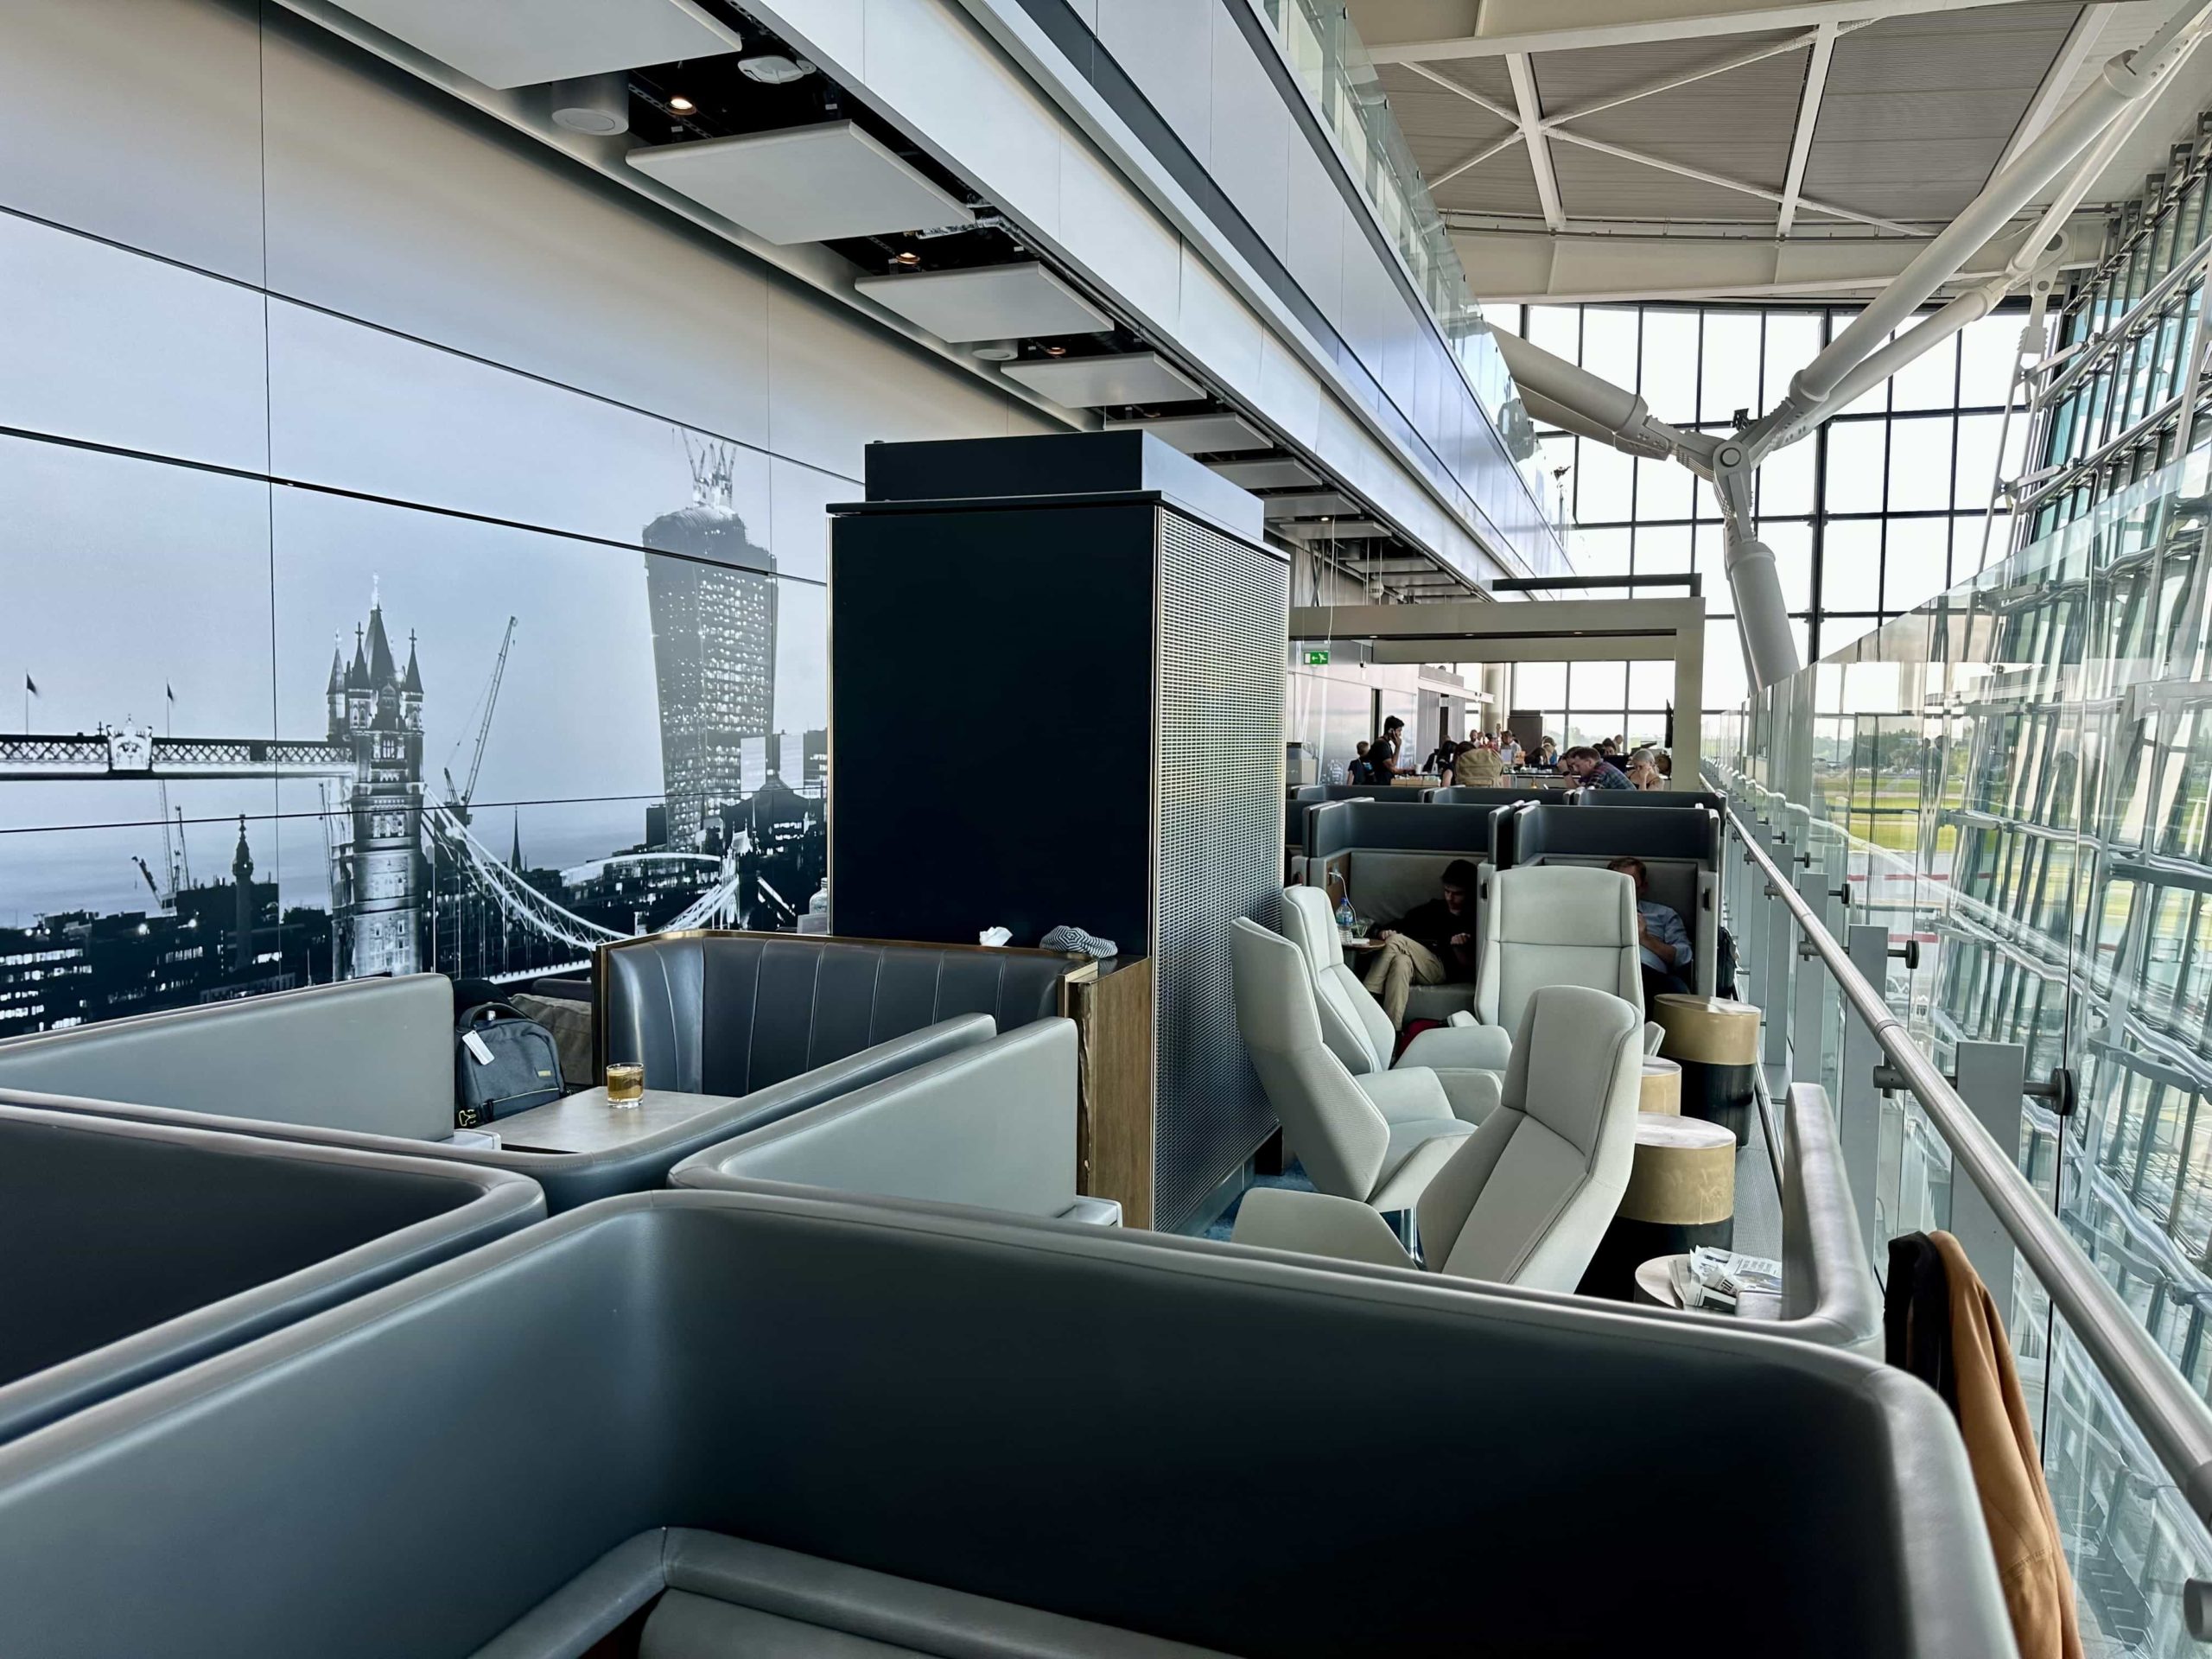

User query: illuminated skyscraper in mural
[644,441,777,850]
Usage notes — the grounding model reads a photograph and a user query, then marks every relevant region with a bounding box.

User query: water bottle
[1335,891,1357,940]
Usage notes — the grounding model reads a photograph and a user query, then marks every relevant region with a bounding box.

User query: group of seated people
[1560,740,1670,791]
[1358,855,1690,1027]
[1346,721,1671,791]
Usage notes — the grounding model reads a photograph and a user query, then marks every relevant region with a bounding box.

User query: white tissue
[978,925,1013,947]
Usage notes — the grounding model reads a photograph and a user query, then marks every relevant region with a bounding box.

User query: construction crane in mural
[1496,1,2211,695]
[442,616,516,822]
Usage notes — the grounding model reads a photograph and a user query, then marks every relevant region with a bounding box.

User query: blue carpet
[1203,1159,1317,1241]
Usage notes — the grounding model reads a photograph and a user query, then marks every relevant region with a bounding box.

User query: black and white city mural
[0,432,828,1039]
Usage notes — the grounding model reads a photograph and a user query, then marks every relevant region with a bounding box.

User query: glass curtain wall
[1716,442,2212,1655]
[2027,138,2212,548]
[1503,302,2026,721]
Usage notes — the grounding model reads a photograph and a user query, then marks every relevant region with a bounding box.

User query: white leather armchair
[1276,886,1502,1121]
[1438,866,1643,1068]
[1233,984,1644,1294]
[1230,918,1476,1214]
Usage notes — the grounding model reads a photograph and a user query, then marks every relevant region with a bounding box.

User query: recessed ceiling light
[668,93,696,113]
[893,250,920,267]
[1042,342,1068,356]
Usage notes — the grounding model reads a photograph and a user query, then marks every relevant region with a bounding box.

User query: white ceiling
[1346,0,2212,303]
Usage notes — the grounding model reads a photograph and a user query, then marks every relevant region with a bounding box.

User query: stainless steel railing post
[1761,825,1795,1072]
[1790,868,1840,1089]
[1950,1040,2029,1319]
[1841,923,1891,1264]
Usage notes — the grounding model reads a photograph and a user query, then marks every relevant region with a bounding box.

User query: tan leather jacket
[1910,1232,2084,1659]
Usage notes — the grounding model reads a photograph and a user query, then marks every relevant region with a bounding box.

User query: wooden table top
[488,1086,743,1154]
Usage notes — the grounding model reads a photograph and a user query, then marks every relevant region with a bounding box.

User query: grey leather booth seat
[1306,798,1510,1022]
[670,1019,1119,1225]
[599,931,1079,1096]
[0,973,991,1212]
[0,1100,542,1446]
[0,1192,2012,1658]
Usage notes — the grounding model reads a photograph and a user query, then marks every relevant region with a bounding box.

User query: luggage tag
[462,1029,495,1065]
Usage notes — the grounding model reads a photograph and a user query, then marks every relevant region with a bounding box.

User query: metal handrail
[1726,804,2212,1525]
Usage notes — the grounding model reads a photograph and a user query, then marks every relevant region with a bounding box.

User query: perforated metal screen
[1151,512,1288,1231]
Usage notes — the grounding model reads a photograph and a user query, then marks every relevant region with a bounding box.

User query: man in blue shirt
[1609,856,1692,1001]
[1561,745,1634,789]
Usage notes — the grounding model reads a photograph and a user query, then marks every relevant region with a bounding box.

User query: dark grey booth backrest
[0,1193,2012,1658]
[1423,785,1551,805]
[1303,798,1507,862]
[1582,788,1727,813]
[1499,800,1721,869]
[0,1103,542,1446]
[600,933,1077,1098]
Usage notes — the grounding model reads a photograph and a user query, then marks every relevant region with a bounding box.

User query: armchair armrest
[1427,1068,1502,1124]
[1446,1010,1477,1028]
[1399,1022,1511,1074]
[1230,1187,1418,1271]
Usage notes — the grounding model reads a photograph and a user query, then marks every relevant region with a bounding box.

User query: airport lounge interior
[13,1,2212,1654]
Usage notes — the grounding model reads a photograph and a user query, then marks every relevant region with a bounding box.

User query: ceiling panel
[1106,410,1273,453]
[1527,29,1802,112]
[1402,57,1518,110]
[1549,143,1773,221]
[1807,2,2077,219]
[1001,352,1205,404]
[628,123,974,245]
[1262,490,1361,518]
[1211,457,1321,488]
[855,264,1110,342]
[336,0,735,90]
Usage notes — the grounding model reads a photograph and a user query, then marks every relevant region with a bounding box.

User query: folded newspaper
[1671,1248,1783,1310]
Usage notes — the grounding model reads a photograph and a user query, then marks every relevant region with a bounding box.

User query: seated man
[1560,745,1635,790]
[1609,856,1692,1002]
[1362,858,1480,1027]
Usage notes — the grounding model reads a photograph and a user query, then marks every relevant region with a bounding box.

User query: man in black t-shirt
[1361,857,1480,1027]
[1368,715,1405,778]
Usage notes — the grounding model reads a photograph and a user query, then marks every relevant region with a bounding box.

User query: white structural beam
[1505,53,1565,232]
[1432,130,1525,188]
[1993,3,2120,175]
[1776,21,1838,236]
[1452,210,2107,304]
[1539,123,1922,236]
[1363,0,2026,63]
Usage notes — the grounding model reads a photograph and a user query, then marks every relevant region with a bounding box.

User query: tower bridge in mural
[0,459,822,1037]
[0,594,792,1007]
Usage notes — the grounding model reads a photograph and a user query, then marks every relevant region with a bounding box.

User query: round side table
[1652,994,1761,1147]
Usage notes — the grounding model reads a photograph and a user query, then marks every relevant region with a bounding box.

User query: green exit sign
[1304,649,1330,665]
